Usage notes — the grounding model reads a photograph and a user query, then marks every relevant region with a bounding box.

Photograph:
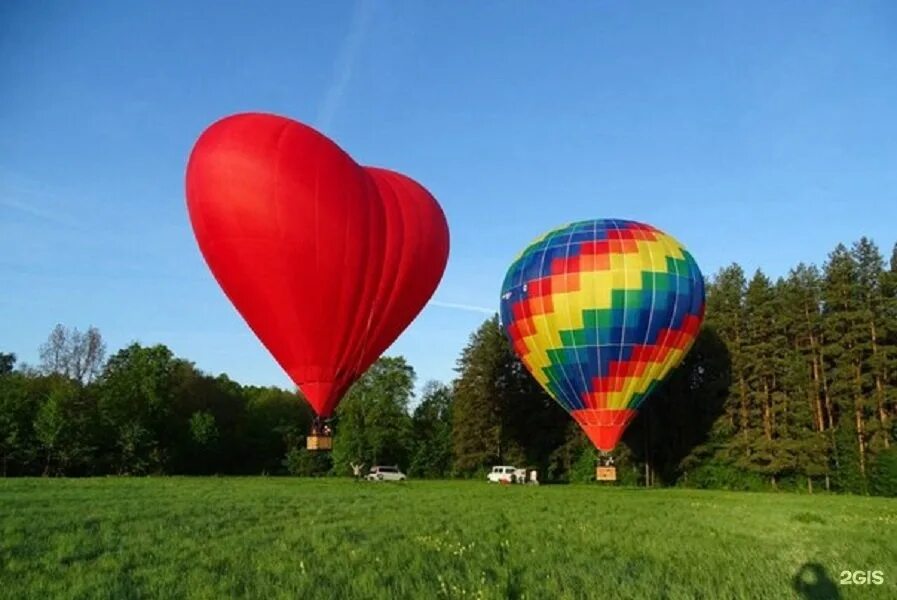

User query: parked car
[366,465,406,481]
[487,465,526,483]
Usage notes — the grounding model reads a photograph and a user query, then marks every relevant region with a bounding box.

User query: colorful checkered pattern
[499,219,705,451]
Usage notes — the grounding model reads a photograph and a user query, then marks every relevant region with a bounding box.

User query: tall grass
[1,478,895,599]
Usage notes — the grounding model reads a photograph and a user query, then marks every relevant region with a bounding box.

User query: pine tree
[452,317,508,474]
[884,243,897,443]
[780,265,833,490]
[704,265,750,451]
[822,244,870,490]
[451,316,566,476]
[738,271,785,486]
[745,272,778,441]
[852,238,891,450]
[778,345,829,491]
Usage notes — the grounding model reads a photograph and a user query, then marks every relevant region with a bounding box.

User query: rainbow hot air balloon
[499,219,705,452]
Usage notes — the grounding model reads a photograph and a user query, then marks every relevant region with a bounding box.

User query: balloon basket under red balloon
[306,435,333,451]
[596,466,617,482]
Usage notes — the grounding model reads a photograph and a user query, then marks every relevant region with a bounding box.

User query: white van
[487,465,526,483]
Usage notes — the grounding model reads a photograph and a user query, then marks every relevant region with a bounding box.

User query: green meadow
[1,478,895,599]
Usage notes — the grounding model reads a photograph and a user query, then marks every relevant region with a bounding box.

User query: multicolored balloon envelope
[186,113,449,418]
[499,219,705,452]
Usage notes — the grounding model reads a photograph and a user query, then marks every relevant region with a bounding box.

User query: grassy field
[0,478,895,599]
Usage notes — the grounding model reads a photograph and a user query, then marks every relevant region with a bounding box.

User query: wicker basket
[596,466,617,481]
[306,434,333,451]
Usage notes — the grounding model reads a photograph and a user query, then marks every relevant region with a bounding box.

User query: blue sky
[2,1,896,397]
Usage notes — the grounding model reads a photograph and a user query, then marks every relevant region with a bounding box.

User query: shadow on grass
[792,563,840,600]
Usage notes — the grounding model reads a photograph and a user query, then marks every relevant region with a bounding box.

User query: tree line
[449,237,897,496]
[1,237,895,496]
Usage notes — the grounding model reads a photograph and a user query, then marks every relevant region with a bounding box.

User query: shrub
[283,447,332,477]
[869,447,897,498]
[569,447,598,483]
[685,463,766,491]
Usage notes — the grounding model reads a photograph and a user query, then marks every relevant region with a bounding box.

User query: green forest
[2,237,896,497]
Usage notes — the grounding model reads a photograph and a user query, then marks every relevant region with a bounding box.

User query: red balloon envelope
[185,113,449,417]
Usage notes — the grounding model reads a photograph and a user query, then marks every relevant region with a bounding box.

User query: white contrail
[0,175,83,230]
[429,300,496,316]
[316,0,374,130]
[0,197,62,223]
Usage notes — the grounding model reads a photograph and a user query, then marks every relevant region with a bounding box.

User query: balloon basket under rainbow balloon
[306,434,332,451]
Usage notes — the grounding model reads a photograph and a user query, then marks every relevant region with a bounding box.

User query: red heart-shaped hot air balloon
[185,113,449,417]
